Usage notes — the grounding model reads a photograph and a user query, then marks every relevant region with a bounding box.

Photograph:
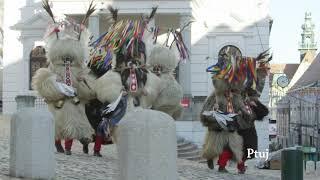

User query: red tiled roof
[269,63,299,86]
[270,64,299,79]
[290,52,320,90]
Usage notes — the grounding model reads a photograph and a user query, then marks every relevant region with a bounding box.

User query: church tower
[298,12,317,62]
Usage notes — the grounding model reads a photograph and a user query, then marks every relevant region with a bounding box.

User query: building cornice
[11,12,48,31]
[206,31,253,38]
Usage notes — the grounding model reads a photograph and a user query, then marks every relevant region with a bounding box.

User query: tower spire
[298,12,317,62]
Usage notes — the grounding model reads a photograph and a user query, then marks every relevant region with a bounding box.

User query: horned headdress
[42,0,96,41]
[42,0,97,68]
[206,49,272,95]
[88,6,158,76]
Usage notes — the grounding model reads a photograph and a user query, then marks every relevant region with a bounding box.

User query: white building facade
[3,0,271,151]
[3,0,271,114]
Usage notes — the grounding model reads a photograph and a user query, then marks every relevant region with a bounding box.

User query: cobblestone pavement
[0,115,315,180]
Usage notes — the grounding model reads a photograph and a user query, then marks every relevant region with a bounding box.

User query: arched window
[29,46,47,89]
[218,45,242,58]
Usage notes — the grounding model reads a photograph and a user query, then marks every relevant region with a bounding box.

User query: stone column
[10,95,55,179]
[178,13,192,120]
[88,15,100,40]
[21,38,34,91]
[178,13,192,97]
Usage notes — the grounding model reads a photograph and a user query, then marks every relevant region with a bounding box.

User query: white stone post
[10,95,55,179]
[305,161,315,174]
[316,161,320,176]
[115,108,178,180]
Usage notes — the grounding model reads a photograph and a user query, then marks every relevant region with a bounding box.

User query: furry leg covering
[151,74,183,119]
[95,71,123,103]
[202,130,243,163]
[139,72,162,108]
[49,101,94,140]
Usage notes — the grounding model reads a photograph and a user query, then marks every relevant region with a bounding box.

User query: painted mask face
[207,55,238,85]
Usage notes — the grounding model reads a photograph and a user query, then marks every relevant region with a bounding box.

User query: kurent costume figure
[34,1,187,155]
[148,46,183,119]
[79,6,187,154]
[32,0,97,154]
[201,50,270,173]
[88,6,186,120]
[84,91,127,157]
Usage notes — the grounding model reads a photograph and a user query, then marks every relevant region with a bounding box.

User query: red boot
[237,161,246,174]
[64,139,73,155]
[217,149,233,173]
[93,135,104,157]
[237,158,246,174]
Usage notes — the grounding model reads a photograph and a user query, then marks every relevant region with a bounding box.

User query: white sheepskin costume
[94,58,162,109]
[94,46,183,120]
[147,46,183,119]
[32,26,95,141]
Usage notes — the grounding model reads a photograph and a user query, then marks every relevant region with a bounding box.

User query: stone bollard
[316,161,320,176]
[114,108,178,180]
[281,149,303,180]
[10,95,55,179]
[305,161,315,174]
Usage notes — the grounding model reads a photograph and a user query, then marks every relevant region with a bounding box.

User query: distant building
[268,64,299,146]
[298,12,317,62]
[269,63,299,120]
[276,12,320,149]
[277,52,320,148]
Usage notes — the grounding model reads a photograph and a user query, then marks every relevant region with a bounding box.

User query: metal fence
[35,97,48,109]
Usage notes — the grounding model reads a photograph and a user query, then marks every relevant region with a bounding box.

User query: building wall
[276,89,320,149]
[2,0,191,114]
[3,0,26,114]
[190,0,270,96]
[3,0,271,115]
[2,0,272,151]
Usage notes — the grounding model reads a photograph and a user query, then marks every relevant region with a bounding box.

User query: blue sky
[270,0,320,64]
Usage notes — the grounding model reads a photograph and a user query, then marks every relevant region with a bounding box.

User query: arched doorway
[218,45,242,58]
[29,46,47,89]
